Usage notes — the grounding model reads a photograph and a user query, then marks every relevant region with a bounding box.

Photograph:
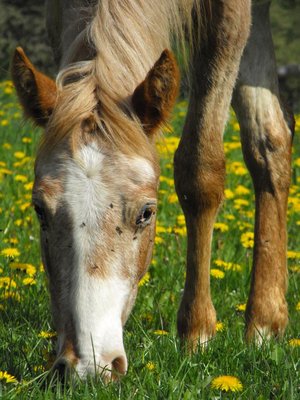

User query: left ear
[132,49,179,135]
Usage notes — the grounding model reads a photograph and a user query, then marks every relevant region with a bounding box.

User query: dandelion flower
[0,277,17,289]
[287,251,300,259]
[240,232,254,248]
[210,269,225,279]
[24,181,34,191]
[295,302,300,311]
[22,137,32,144]
[214,222,229,233]
[145,362,156,371]
[14,174,28,183]
[0,371,17,384]
[168,193,178,203]
[23,278,36,286]
[216,321,224,332]
[138,271,150,287]
[153,329,168,335]
[38,330,57,339]
[14,151,25,159]
[176,214,185,226]
[288,338,300,347]
[1,248,20,258]
[173,226,187,236]
[289,265,300,273]
[211,375,243,392]
[224,189,234,199]
[1,291,20,302]
[155,236,163,244]
[235,303,246,312]
[235,185,250,196]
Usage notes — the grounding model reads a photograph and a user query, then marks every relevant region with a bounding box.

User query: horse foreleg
[232,2,294,343]
[174,0,251,350]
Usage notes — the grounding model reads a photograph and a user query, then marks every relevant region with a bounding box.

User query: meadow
[0,79,299,399]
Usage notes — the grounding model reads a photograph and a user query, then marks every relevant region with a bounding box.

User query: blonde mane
[40,0,203,159]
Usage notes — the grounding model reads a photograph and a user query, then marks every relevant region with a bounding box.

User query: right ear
[11,47,57,127]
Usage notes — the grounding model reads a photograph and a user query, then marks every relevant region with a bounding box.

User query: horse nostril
[111,355,127,379]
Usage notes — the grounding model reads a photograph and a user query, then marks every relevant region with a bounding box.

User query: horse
[11,0,293,380]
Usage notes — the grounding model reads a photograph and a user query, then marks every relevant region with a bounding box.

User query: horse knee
[174,145,225,216]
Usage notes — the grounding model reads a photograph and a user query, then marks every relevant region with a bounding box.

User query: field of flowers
[0,79,300,399]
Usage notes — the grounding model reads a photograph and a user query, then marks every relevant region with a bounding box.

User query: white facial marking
[62,143,156,375]
[129,156,155,181]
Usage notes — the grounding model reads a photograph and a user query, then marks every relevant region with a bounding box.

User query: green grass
[0,80,300,399]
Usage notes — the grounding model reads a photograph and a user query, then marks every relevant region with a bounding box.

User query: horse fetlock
[177,300,217,351]
[245,294,288,344]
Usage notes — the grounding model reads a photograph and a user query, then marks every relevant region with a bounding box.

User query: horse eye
[136,204,156,226]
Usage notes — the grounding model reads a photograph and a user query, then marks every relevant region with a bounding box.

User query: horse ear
[11,47,57,127]
[132,49,179,135]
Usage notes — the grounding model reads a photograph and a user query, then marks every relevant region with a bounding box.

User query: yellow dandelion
[235,303,246,312]
[23,278,36,286]
[159,176,174,186]
[22,137,32,144]
[287,250,300,259]
[14,174,28,183]
[234,198,250,209]
[173,226,187,236]
[24,181,34,191]
[156,225,172,234]
[214,222,229,233]
[145,362,156,371]
[153,329,168,335]
[1,248,20,258]
[14,219,23,227]
[1,120,8,126]
[296,302,300,311]
[4,86,13,95]
[3,237,19,245]
[0,167,13,175]
[38,330,57,339]
[138,271,150,287]
[14,151,25,159]
[168,193,178,203]
[288,338,300,347]
[240,232,254,248]
[294,158,300,167]
[155,236,164,244]
[289,265,300,273]
[33,365,45,373]
[216,321,225,332]
[0,277,17,289]
[210,269,225,279]
[2,143,12,150]
[211,375,243,392]
[1,291,20,302]
[176,214,185,226]
[0,371,18,384]
[10,263,36,276]
[224,189,234,199]
[224,214,235,220]
[224,142,241,153]
[19,202,31,212]
[235,185,250,196]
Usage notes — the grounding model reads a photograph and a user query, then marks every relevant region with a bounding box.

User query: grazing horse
[11,0,293,379]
